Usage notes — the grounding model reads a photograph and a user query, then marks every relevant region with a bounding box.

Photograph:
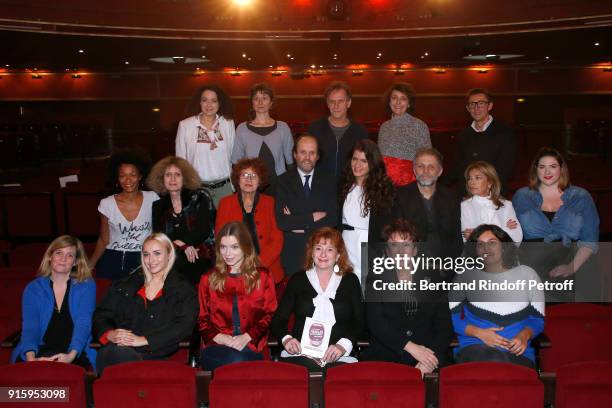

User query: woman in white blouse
[175,85,235,208]
[461,161,522,243]
[339,140,395,284]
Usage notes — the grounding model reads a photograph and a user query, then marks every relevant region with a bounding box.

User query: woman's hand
[228,334,252,351]
[212,333,234,347]
[474,327,510,349]
[119,333,149,347]
[404,342,438,370]
[322,344,346,363]
[415,361,435,376]
[48,351,77,364]
[508,328,532,356]
[506,219,518,230]
[184,246,199,263]
[549,264,574,278]
[282,337,301,355]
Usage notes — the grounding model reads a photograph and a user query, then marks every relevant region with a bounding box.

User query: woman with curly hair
[89,149,158,280]
[147,156,213,286]
[378,83,431,186]
[339,139,395,284]
[271,227,364,371]
[198,222,277,371]
[176,84,235,208]
[215,158,284,284]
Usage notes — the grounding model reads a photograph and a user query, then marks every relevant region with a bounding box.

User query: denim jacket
[512,185,599,252]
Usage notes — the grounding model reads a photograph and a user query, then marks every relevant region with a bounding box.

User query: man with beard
[275,134,338,276]
[394,148,463,280]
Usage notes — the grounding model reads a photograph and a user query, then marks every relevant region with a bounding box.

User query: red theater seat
[0,361,86,408]
[540,303,612,372]
[209,361,309,408]
[556,361,612,408]
[439,362,544,408]
[93,361,196,408]
[324,362,425,408]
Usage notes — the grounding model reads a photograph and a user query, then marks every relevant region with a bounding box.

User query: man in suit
[275,134,339,276]
[394,147,463,281]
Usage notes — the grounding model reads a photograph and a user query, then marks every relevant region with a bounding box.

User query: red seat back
[210,361,308,408]
[439,362,543,408]
[556,361,612,408]
[325,362,425,408]
[0,361,86,408]
[540,303,612,371]
[93,361,196,408]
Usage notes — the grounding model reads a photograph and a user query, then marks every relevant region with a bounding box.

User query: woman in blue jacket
[12,235,97,370]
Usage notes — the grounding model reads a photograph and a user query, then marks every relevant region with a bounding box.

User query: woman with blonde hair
[93,233,198,374]
[461,160,522,242]
[271,227,364,371]
[198,221,277,371]
[148,155,213,286]
[12,236,97,369]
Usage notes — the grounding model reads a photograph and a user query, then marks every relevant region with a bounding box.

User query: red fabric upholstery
[439,362,543,408]
[0,276,30,340]
[209,361,308,408]
[556,361,612,408]
[0,361,86,408]
[94,278,112,303]
[93,361,196,408]
[325,362,425,408]
[540,303,612,372]
[9,243,50,267]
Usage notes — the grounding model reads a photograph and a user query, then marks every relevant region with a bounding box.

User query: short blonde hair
[38,236,91,282]
[147,156,202,194]
[141,233,176,283]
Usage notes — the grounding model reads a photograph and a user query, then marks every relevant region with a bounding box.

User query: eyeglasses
[476,241,501,251]
[467,100,490,109]
[240,172,258,180]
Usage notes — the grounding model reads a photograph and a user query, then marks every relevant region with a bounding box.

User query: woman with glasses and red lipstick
[215,158,285,284]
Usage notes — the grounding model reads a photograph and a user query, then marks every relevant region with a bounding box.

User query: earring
[333,264,340,273]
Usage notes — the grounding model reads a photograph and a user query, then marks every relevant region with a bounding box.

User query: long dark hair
[340,139,395,217]
[185,84,234,119]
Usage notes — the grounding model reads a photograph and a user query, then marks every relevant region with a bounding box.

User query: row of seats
[1,360,611,407]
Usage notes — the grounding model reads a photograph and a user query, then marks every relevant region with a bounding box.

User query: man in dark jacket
[394,148,463,281]
[275,134,338,276]
[308,81,368,181]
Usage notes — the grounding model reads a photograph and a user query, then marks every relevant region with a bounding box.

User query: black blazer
[275,168,339,276]
[362,270,453,366]
[152,189,212,246]
[394,182,463,262]
[308,117,368,179]
[271,271,365,350]
[92,269,198,358]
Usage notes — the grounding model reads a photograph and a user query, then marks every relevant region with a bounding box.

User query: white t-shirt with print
[98,190,159,252]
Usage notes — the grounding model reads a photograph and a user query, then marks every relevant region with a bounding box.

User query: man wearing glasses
[447,88,515,197]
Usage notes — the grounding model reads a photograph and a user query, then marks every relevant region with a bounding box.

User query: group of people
[10,81,601,377]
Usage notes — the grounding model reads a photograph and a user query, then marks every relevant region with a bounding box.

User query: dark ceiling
[0,0,610,72]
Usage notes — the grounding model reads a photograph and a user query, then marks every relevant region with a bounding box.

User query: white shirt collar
[471,115,493,133]
[297,167,314,185]
[306,268,341,325]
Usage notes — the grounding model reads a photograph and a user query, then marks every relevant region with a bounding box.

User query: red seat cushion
[210,361,308,408]
[439,362,543,408]
[0,361,86,408]
[325,362,425,408]
[93,361,196,408]
[556,361,612,408]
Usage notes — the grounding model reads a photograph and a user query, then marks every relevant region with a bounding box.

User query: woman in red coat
[199,221,277,371]
[215,157,285,283]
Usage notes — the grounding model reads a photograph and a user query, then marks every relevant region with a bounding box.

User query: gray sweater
[231,121,294,175]
[378,113,431,160]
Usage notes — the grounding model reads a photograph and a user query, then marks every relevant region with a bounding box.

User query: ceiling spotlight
[310,64,316,69]
[233,0,251,6]
[78,49,84,54]
[125,61,130,65]
[352,70,363,76]
[172,56,185,63]
[4,64,9,67]
[286,53,291,58]
[31,73,42,79]
[516,98,526,103]
[485,54,500,61]
[545,56,550,60]
[152,108,161,112]
[242,53,247,58]
[424,52,429,56]
[594,42,600,46]
[201,55,206,59]
[290,57,295,60]
[71,73,81,79]
[319,65,323,68]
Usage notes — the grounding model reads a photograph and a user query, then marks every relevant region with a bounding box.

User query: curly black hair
[106,148,152,191]
[340,139,395,217]
[185,84,234,119]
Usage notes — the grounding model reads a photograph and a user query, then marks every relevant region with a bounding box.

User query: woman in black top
[148,156,213,286]
[362,219,453,375]
[93,233,198,374]
[271,227,364,371]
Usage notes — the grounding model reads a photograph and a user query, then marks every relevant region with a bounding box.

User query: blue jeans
[200,345,263,371]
